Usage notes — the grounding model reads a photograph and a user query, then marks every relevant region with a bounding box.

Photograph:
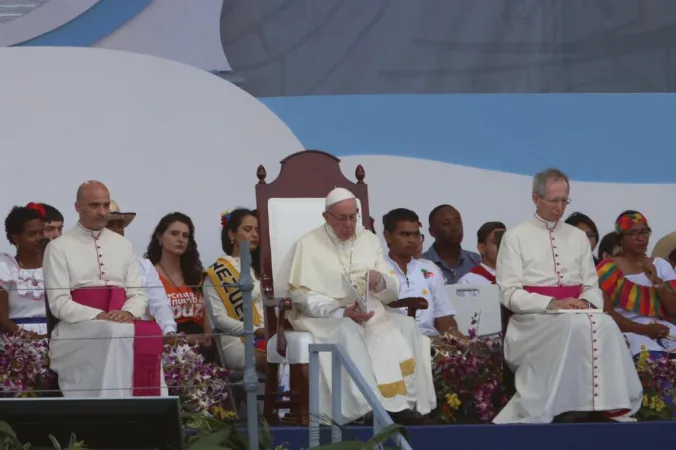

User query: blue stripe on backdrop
[16,0,151,46]
[260,94,676,184]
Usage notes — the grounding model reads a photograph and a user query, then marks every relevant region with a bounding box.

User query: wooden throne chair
[255,149,426,425]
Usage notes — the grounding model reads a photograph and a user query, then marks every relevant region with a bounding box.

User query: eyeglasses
[542,197,571,205]
[624,229,651,239]
[328,212,360,223]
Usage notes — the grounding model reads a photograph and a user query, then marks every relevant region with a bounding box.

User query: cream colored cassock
[44,224,167,397]
[276,224,436,424]
[494,215,642,424]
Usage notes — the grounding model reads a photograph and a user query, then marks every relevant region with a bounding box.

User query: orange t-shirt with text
[159,275,204,328]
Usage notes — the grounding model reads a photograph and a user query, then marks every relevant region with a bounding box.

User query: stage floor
[272,421,676,449]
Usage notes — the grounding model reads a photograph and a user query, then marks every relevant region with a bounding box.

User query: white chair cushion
[266,330,315,364]
[447,284,502,337]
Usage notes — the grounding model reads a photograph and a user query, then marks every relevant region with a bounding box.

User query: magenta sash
[523,285,582,300]
[71,287,163,396]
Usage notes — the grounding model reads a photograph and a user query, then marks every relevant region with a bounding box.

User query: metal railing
[308,343,412,450]
[225,241,259,450]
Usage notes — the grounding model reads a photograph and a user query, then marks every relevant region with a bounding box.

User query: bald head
[75,181,111,230]
[76,180,108,202]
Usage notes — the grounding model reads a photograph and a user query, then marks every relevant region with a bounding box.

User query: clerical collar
[77,222,105,238]
[533,213,558,230]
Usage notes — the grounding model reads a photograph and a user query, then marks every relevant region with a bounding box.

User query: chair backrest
[446,284,501,337]
[255,150,370,335]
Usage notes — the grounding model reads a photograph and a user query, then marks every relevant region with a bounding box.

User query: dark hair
[383,208,419,233]
[565,212,599,242]
[41,203,64,223]
[221,208,261,278]
[5,206,43,246]
[428,204,453,227]
[597,231,618,260]
[145,212,203,293]
[477,221,506,244]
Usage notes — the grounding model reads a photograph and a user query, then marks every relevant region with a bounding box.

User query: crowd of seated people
[1,168,675,425]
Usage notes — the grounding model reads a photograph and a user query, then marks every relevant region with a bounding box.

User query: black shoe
[388,409,425,425]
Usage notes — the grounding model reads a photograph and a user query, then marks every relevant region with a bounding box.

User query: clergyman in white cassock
[275,188,436,425]
[494,168,641,424]
[43,181,166,398]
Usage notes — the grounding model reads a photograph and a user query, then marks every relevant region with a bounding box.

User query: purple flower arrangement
[432,330,508,423]
[0,330,55,397]
[0,332,237,419]
[162,335,237,417]
[634,346,676,420]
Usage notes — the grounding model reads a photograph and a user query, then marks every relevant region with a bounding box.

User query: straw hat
[651,231,676,261]
[107,200,136,228]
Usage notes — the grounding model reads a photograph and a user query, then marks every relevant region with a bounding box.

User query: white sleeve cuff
[329,308,345,318]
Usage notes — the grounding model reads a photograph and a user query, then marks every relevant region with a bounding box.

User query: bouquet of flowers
[634,346,676,421]
[0,330,55,397]
[432,331,508,424]
[162,335,237,420]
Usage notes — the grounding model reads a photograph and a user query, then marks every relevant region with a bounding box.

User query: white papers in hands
[342,273,369,313]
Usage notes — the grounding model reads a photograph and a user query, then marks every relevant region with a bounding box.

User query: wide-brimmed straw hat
[107,200,136,228]
[652,231,676,261]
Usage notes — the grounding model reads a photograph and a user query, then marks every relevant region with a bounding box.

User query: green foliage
[0,422,85,450]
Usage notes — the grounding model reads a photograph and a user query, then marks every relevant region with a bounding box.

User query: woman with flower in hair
[597,210,676,356]
[0,203,49,337]
[203,208,266,372]
[145,212,213,357]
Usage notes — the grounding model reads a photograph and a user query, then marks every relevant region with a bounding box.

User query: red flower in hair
[221,210,231,228]
[26,202,46,218]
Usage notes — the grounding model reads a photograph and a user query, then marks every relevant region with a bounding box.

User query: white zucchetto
[325,187,356,210]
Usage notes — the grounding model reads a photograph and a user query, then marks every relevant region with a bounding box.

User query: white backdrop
[0,46,300,264]
[0,46,672,265]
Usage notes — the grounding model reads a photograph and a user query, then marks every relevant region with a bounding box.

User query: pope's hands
[368,270,384,292]
[345,302,374,324]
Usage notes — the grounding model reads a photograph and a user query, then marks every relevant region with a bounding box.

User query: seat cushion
[267,331,315,364]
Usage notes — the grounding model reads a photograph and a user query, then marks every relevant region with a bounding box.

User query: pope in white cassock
[44,181,165,397]
[276,188,436,425]
[494,168,642,423]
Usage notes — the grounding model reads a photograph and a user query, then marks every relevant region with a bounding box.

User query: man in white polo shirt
[383,208,462,340]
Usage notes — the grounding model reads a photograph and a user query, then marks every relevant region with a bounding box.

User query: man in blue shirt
[421,204,480,284]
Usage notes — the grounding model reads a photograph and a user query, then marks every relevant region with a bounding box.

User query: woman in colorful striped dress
[597,210,676,356]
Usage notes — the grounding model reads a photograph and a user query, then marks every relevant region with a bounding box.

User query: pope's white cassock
[44,224,166,397]
[275,192,436,424]
[494,214,642,423]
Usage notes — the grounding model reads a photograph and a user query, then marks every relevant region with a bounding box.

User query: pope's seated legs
[291,311,434,424]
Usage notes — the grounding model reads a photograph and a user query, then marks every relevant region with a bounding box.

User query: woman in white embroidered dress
[203,208,266,371]
[0,204,49,336]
